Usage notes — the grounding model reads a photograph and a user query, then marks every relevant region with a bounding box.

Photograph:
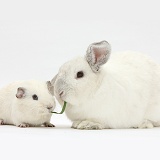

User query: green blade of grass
[52,101,67,114]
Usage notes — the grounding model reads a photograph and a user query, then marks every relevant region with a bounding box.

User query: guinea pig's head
[15,80,56,115]
[52,40,111,106]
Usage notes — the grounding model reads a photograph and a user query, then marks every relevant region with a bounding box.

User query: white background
[0,0,160,160]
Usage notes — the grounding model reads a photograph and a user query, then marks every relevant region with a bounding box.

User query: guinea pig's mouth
[38,110,52,115]
[47,107,54,113]
[38,106,54,114]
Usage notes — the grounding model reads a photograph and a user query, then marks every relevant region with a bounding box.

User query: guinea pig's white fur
[0,80,55,127]
[52,40,160,129]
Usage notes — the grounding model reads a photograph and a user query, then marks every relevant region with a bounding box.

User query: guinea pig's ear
[47,81,54,95]
[16,87,26,99]
[85,40,111,72]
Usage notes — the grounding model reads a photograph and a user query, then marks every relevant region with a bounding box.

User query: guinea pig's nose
[47,106,53,110]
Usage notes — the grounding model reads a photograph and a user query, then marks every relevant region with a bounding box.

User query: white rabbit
[0,80,55,127]
[52,40,160,130]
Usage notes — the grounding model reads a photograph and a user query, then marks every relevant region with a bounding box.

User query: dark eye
[32,94,38,100]
[77,71,84,78]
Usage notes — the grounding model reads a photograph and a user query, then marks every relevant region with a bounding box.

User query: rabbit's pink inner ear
[86,40,111,72]
[92,47,107,64]
[16,87,26,98]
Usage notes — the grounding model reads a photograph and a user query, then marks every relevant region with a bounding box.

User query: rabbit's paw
[71,121,82,129]
[75,120,104,130]
[138,120,154,129]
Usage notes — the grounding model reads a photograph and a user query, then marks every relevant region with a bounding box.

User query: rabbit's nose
[59,91,65,97]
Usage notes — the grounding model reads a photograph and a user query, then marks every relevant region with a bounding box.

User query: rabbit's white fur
[0,80,55,127]
[53,41,160,129]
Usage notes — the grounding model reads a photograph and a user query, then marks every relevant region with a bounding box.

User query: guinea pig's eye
[32,94,38,100]
[77,71,84,78]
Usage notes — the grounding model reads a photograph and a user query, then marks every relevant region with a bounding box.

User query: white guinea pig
[0,80,55,128]
[52,40,160,130]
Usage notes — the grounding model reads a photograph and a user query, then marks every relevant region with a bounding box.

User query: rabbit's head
[52,41,111,106]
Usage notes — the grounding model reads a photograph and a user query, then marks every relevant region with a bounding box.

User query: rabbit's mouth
[55,88,76,106]
[38,105,55,114]
[57,96,66,105]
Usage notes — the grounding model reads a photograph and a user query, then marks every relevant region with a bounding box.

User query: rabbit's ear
[51,74,58,85]
[86,40,111,72]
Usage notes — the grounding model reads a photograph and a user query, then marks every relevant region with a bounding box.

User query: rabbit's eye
[32,94,38,100]
[77,71,84,78]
